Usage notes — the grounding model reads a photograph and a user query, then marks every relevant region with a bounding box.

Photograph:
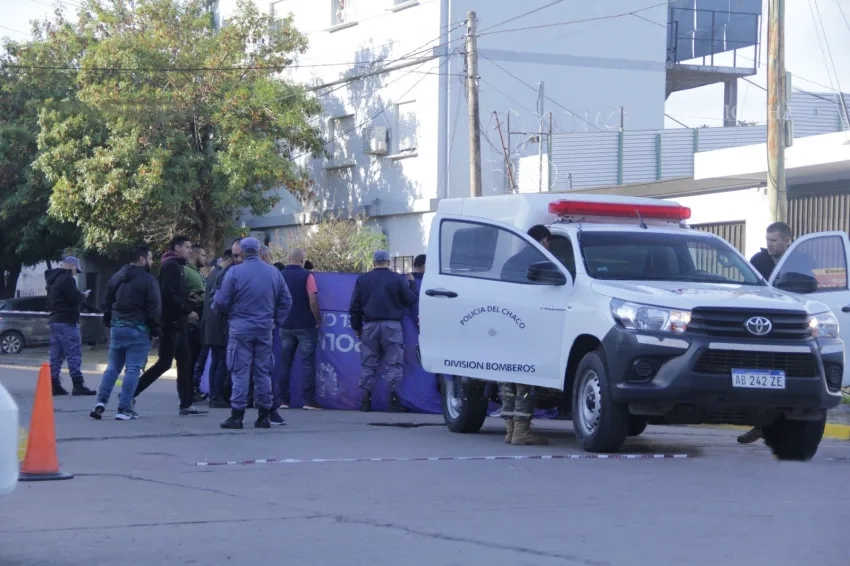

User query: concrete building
[214,0,761,264]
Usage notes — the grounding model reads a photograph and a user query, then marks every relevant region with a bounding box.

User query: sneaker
[192,391,208,403]
[302,402,323,411]
[180,405,209,416]
[269,409,287,426]
[115,408,139,420]
[279,403,290,410]
[89,403,105,420]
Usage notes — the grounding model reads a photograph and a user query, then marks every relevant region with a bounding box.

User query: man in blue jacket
[349,250,419,413]
[214,237,292,429]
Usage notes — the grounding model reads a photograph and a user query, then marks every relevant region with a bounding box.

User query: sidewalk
[0,345,176,377]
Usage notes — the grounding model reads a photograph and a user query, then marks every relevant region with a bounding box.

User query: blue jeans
[49,322,83,383]
[277,328,318,406]
[96,326,151,411]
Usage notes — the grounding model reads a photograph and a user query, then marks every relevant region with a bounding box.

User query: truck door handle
[842,305,850,313]
[425,289,458,298]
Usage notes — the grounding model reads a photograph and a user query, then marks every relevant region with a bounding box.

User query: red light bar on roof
[548,200,691,221]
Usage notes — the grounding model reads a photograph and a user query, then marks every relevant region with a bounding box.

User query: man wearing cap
[214,237,292,429]
[349,250,419,413]
[45,256,96,396]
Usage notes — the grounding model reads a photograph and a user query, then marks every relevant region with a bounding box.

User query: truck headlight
[611,299,691,334]
[808,312,840,339]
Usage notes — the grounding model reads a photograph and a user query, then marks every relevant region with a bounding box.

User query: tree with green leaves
[33,0,324,255]
[0,11,84,296]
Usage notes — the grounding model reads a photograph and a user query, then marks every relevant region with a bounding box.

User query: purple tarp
[201,272,443,413]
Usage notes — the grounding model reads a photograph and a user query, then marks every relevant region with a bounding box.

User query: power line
[477,0,568,34]
[479,53,602,131]
[839,0,850,35]
[478,1,671,37]
[742,76,843,106]
[811,0,849,125]
[0,25,31,37]
[665,113,691,128]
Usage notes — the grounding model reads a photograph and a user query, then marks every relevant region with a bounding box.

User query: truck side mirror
[527,261,567,286]
[774,271,819,294]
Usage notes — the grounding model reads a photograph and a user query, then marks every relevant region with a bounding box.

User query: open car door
[769,231,850,387]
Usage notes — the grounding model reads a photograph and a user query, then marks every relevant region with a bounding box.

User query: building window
[332,0,353,26]
[394,100,417,155]
[328,115,356,167]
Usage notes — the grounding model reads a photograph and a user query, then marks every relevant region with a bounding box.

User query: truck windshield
[578,231,764,285]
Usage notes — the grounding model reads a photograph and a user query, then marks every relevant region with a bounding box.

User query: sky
[2,0,849,130]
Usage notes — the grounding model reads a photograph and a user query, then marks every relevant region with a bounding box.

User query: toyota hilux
[418,193,848,461]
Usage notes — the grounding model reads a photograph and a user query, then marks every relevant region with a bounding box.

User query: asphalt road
[1,364,848,566]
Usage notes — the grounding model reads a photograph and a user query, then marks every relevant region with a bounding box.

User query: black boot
[220,409,245,430]
[388,392,408,413]
[71,380,96,396]
[52,380,69,396]
[359,391,372,413]
[254,407,271,429]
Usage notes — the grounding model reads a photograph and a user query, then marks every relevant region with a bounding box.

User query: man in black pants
[134,236,208,416]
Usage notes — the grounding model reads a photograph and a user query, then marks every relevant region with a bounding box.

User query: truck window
[775,235,847,291]
[440,220,550,284]
[578,231,763,285]
[548,235,576,280]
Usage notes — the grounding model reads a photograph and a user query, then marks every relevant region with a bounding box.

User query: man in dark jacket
[202,249,234,408]
[45,256,96,396]
[89,245,161,421]
[739,221,796,445]
[278,248,322,414]
[349,250,418,413]
[134,236,207,416]
[749,221,793,280]
[410,254,425,331]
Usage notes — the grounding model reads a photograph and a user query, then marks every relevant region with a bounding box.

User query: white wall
[448,0,670,197]
[665,187,769,258]
[234,0,669,255]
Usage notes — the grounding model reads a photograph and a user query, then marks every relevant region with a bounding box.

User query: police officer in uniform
[502,226,551,446]
[214,237,292,429]
[350,250,418,413]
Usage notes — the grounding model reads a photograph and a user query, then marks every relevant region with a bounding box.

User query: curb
[0,357,177,378]
[699,423,850,441]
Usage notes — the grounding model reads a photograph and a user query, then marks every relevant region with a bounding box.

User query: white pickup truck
[419,193,848,461]
[0,379,19,494]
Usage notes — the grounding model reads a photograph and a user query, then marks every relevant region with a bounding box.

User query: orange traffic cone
[19,363,73,482]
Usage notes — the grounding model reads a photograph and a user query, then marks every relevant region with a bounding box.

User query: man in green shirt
[185,244,207,398]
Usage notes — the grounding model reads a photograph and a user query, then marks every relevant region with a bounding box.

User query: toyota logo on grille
[745,316,773,336]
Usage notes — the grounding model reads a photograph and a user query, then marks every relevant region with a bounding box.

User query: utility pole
[537,82,545,192]
[766,0,787,223]
[466,11,482,197]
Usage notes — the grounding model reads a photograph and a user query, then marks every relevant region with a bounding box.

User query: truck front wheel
[762,415,826,461]
[572,349,629,453]
[441,375,489,433]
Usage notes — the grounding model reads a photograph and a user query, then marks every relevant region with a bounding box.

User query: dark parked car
[0,296,107,355]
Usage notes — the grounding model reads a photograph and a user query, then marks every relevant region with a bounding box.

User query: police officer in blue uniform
[214,237,292,429]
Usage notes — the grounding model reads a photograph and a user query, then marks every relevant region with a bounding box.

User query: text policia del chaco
[444,359,536,373]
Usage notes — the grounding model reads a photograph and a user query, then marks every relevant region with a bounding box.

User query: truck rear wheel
[441,375,488,433]
[762,415,826,461]
[572,349,629,453]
